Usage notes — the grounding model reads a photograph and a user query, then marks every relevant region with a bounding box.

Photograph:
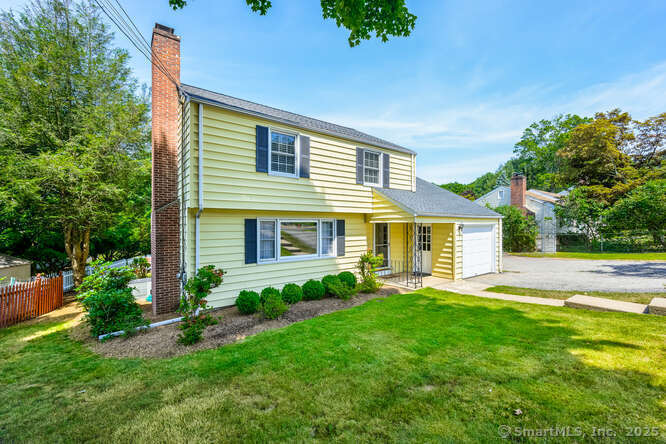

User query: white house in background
[475,174,562,253]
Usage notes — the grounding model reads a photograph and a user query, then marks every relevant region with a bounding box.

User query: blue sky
[2,0,666,183]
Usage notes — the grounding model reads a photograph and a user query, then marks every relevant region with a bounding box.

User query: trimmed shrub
[77,260,148,337]
[302,279,325,300]
[236,290,260,314]
[321,274,340,295]
[261,290,288,319]
[80,288,148,337]
[260,287,281,305]
[337,271,357,289]
[281,283,303,304]
[322,274,355,300]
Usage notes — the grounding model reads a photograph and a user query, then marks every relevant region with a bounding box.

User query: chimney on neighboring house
[151,24,181,315]
[510,173,527,213]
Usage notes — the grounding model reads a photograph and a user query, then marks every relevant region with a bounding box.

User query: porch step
[648,297,666,316]
[564,295,648,314]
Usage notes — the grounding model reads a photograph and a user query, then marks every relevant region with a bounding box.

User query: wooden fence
[0,273,64,328]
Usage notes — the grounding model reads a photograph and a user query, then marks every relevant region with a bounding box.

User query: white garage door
[462,224,496,278]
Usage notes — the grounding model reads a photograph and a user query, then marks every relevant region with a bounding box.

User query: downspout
[179,91,190,290]
[196,102,204,271]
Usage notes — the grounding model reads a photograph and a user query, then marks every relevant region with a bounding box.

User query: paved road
[468,255,666,293]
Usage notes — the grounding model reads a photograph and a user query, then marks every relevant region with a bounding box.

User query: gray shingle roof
[375,177,501,218]
[180,84,415,155]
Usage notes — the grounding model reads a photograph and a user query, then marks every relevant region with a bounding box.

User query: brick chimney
[510,173,526,210]
[151,24,181,315]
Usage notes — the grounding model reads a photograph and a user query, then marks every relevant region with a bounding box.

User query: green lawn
[1,289,664,442]
[485,285,662,305]
[509,251,666,260]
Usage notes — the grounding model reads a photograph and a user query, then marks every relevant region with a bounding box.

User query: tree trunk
[64,225,91,288]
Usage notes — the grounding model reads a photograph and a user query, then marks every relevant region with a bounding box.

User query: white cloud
[320,61,666,183]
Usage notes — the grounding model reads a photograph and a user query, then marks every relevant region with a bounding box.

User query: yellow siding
[369,191,413,223]
[188,103,414,212]
[431,223,455,279]
[389,223,404,265]
[455,223,463,279]
[190,210,369,307]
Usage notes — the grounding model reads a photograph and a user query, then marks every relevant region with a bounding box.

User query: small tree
[178,265,225,345]
[494,206,538,252]
[605,180,666,249]
[555,188,606,247]
[357,250,384,293]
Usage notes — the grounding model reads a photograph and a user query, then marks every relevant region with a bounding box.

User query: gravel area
[69,286,404,359]
[469,255,666,293]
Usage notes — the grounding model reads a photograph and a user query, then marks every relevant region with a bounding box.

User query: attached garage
[462,224,496,278]
[370,178,502,284]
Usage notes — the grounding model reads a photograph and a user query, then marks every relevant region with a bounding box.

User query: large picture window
[270,131,297,176]
[280,221,317,257]
[363,150,381,186]
[258,219,336,263]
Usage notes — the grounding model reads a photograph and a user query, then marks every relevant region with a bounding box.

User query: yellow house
[149,24,502,311]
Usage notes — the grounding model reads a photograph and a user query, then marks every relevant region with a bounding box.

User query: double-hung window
[270,130,297,176]
[259,220,277,261]
[258,219,336,263]
[363,150,381,186]
[320,220,335,256]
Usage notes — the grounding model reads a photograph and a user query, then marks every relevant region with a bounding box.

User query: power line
[92,0,180,88]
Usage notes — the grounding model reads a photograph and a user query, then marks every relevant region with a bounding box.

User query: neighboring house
[475,175,560,252]
[149,24,502,313]
[0,255,31,282]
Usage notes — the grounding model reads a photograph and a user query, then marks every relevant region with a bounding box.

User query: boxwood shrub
[281,283,303,304]
[260,287,281,305]
[337,271,357,289]
[302,279,325,300]
[322,275,355,300]
[261,290,288,319]
[236,290,260,314]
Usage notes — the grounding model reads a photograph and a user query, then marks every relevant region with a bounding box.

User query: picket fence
[61,255,150,291]
[0,273,64,328]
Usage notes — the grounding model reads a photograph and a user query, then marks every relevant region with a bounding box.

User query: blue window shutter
[299,135,310,178]
[382,153,390,188]
[356,148,364,184]
[256,125,269,173]
[245,219,257,264]
[336,219,345,257]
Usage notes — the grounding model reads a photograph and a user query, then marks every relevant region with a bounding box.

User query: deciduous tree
[167,0,417,47]
[0,0,150,284]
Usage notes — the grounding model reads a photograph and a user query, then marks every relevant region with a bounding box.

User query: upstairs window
[270,131,297,176]
[363,150,381,186]
[498,189,505,200]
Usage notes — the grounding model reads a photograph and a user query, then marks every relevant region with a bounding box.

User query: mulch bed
[69,286,405,359]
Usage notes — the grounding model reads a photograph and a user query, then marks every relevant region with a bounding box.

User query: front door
[374,223,390,268]
[417,224,432,275]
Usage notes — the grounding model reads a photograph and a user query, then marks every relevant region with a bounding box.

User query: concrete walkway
[421,277,565,307]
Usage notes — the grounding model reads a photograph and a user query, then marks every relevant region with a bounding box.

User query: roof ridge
[180,83,413,154]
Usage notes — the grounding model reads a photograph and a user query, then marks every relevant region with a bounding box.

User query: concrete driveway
[468,254,666,293]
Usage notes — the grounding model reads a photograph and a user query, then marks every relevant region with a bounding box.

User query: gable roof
[0,254,31,269]
[180,84,416,155]
[375,177,500,219]
[475,185,561,205]
[526,190,560,204]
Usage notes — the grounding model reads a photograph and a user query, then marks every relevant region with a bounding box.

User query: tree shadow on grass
[1,290,664,442]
